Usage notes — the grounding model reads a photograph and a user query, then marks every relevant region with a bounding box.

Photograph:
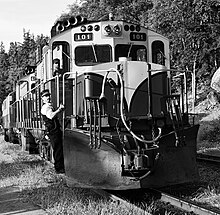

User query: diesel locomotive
[1,15,199,189]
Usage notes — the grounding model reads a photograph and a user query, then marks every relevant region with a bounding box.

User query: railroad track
[197,153,220,164]
[92,188,220,215]
[152,189,220,215]
[92,189,149,214]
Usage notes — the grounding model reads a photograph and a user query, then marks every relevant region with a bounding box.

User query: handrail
[100,68,162,146]
[149,68,191,73]
[62,71,77,137]
[15,76,59,130]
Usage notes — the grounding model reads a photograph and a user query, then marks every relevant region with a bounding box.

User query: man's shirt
[41,103,55,120]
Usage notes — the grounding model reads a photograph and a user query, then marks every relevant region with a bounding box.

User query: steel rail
[92,189,151,215]
[152,189,220,215]
[197,153,220,164]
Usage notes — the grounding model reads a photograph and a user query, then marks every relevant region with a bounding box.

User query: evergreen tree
[0,43,10,119]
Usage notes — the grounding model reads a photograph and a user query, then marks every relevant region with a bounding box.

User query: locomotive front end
[63,60,199,189]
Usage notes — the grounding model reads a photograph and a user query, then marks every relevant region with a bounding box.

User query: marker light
[76,15,87,24]
[80,25,86,32]
[87,25,93,31]
[56,22,64,31]
[94,25,100,31]
[63,19,70,28]
[103,24,112,35]
[124,25,129,31]
[130,25,135,31]
[136,25,141,32]
[113,24,122,35]
[69,17,77,26]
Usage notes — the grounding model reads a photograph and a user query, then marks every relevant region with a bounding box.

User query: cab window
[52,42,70,76]
[152,41,165,65]
[115,44,147,61]
[75,45,112,66]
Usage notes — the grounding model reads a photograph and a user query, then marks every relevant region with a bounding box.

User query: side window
[52,42,70,76]
[152,41,165,65]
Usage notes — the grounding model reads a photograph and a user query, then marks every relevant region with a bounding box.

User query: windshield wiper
[91,43,98,62]
[127,42,133,58]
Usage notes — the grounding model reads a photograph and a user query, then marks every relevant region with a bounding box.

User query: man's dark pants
[48,129,64,171]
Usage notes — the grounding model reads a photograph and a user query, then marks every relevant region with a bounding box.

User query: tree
[0,30,48,107]
[0,42,10,118]
[20,30,36,67]
[149,0,220,87]
[60,0,153,25]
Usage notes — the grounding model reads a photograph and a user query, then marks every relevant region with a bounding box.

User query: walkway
[0,187,47,215]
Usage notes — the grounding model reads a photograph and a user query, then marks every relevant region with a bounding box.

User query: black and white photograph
[0,0,220,214]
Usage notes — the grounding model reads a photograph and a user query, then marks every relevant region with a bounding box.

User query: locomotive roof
[50,15,166,39]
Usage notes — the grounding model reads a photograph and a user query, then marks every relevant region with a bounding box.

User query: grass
[0,136,152,215]
[189,109,220,210]
[1,129,220,214]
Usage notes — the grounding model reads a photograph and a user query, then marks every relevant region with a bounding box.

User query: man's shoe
[56,169,65,174]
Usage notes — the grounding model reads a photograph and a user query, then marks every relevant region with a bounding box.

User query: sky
[0,0,77,51]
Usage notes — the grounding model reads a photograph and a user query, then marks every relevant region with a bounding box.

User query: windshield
[115,44,147,61]
[75,45,112,66]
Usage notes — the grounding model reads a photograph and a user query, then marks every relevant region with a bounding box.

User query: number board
[130,32,146,41]
[74,33,93,41]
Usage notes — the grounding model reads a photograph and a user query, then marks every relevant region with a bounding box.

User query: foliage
[61,0,153,25]
[0,44,9,103]
[0,31,48,117]
[148,0,220,85]
[1,0,220,114]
